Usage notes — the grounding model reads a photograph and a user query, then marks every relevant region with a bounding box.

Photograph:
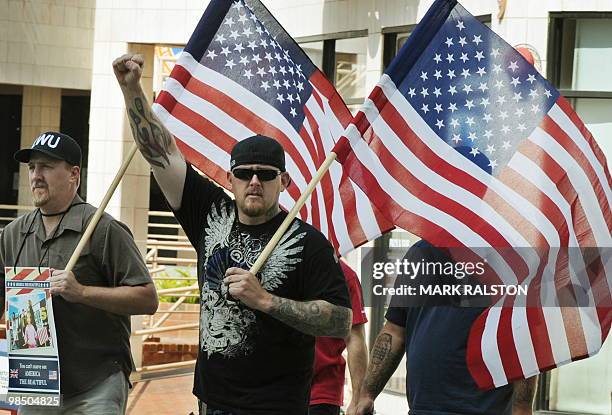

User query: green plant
[154,267,200,304]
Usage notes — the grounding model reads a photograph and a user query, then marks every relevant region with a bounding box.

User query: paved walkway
[125,373,407,415]
[127,374,199,415]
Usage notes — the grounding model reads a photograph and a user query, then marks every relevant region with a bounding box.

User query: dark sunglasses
[232,168,281,182]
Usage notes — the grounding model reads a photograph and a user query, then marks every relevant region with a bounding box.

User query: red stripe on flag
[303,106,339,250]
[168,65,317,220]
[310,71,353,127]
[337,173,368,248]
[310,77,395,239]
[539,115,612,230]
[370,98,535,285]
[297,126,321,230]
[518,140,608,348]
[467,308,495,390]
[556,97,612,188]
[498,168,570,247]
[176,140,229,187]
[520,138,612,307]
[360,120,514,250]
[176,64,320,185]
[157,84,309,220]
[496,307,524,385]
[525,307,558,372]
[518,141,598,247]
[166,64,191,89]
[304,95,368,249]
[340,146,466,248]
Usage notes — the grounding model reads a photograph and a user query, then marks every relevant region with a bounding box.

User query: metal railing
[133,210,199,377]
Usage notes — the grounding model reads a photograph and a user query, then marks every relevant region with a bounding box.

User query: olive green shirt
[0,195,152,397]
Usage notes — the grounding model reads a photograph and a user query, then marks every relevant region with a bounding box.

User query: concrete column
[365,1,384,95]
[87,42,153,255]
[17,86,61,209]
[88,42,155,371]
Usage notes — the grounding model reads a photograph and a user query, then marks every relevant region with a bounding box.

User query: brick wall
[142,342,199,366]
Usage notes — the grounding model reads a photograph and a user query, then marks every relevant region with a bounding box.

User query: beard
[31,187,50,207]
[239,195,278,220]
[241,197,267,217]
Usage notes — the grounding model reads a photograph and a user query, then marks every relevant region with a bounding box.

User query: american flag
[334,0,612,388]
[37,326,49,347]
[152,0,393,255]
[9,369,18,379]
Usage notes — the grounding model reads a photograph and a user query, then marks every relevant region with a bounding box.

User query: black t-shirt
[385,240,513,415]
[173,165,350,415]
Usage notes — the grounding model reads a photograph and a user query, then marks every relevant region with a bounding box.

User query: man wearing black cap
[0,131,159,414]
[114,54,352,415]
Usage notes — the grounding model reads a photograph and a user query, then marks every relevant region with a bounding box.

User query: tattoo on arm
[127,97,173,168]
[267,297,351,337]
[362,333,404,399]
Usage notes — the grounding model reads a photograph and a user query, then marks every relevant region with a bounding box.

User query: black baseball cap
[230,135,285,172]
[14,131,82,167]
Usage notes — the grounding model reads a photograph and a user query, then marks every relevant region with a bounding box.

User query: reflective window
[335,37,368,103]
[301,41,324,69]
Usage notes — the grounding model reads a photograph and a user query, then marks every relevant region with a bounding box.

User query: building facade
[1,0,610,413]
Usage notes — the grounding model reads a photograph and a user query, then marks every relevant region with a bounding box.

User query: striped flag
[333,0,611,388]
[152,0,393,255]
[37,326,49,347]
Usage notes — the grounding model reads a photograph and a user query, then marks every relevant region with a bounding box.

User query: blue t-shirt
[385,240,513,415]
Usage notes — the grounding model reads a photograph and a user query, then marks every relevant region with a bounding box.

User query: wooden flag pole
[65,143,139,272]
[249,151,338,275]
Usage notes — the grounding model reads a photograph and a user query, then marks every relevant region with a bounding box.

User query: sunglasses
[232,168,282,182]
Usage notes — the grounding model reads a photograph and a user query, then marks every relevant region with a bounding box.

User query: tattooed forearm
[127,97,173,168]
[267,297,351,337]
[362,332,404,399]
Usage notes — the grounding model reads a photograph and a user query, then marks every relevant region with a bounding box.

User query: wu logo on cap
[32,133,60,149]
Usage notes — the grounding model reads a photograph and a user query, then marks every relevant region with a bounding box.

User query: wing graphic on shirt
[259,220,305,290]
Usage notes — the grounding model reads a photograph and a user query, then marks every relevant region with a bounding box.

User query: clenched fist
[223,267,273,311]
[112,53,144,90]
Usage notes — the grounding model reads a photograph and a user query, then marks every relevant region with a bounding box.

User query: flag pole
[65,143,139,272]
[249,151,337,275]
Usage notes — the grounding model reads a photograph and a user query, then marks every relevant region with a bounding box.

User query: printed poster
[3,267,60,407]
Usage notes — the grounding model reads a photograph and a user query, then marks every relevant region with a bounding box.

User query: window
[382,25,415,69]
[298,30,368,114]
[548,13,612,163]
[300,41,324,69]
[334,37,368,107]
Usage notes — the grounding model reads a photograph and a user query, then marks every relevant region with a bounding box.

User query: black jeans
[309,404,341,415]
[197,401,235,415]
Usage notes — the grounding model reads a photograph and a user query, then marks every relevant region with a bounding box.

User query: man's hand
[49,269,85,303]
[223,267,272,311]
[353,397,375,415]
[112,53,144,90]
